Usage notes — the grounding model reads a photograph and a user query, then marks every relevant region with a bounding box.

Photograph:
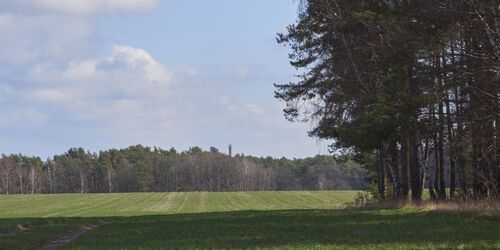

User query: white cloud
[24,44,174,133]
[71,98,176,129]
[64,60,99,79]
[26,44,172,105]
[59,45,173,98]
[244,104,264,115]
[60,45,173,85]
[0,0,161,64]
[0,14,97,65]
[13,43,178,145]
[106,45,172,83]
[35,0,160,14]
[23,109,47,123]
[0,0,160,15]
[0,14,14,25]
[29,89,73,103]
[0,84,13,102]
[230,65,253,80]
[0,1,173,138]
[228,103,265,116]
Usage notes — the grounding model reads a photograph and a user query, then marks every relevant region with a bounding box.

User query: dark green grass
[65,209,500,250]
[0,193,500,249]
[0,217,93,249]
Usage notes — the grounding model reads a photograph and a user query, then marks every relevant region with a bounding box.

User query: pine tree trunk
[400,139,409,200]
[428,105,438,200]
[446,93,456,199]
[31,167,35,194]
[410,139,422,202]
[451,42,468,199]
[436,54,447,200]
[377,150,386,199]
[389,141,402,199]
[494,0,500,197]
[80,173,85,194]
[47,164,53,194]
[438,100,446,200]
[18,173,23,194]
[107,169,112,193]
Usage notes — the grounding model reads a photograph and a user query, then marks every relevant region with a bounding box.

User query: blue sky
[0,0,327,158]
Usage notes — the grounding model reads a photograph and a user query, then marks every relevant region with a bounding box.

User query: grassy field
[0,191,355,218]
[0,191,499,249]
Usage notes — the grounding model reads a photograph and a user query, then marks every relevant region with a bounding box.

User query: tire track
[40,223,100,250]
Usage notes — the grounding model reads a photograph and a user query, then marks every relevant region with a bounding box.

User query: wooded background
[0,146,366,194]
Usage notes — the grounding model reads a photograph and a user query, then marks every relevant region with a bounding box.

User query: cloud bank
[0,0,160,15]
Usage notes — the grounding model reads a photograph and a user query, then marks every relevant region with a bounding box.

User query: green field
[0,191,499,249]
[0,191,355,218]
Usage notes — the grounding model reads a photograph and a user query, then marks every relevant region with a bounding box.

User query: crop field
[0,191,499,249]
[0,191,355,218]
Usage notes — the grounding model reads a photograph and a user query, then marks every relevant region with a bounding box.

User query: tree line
[0,145,366,194]
[276,0,499,201]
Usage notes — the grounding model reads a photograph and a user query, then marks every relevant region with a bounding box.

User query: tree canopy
[276,0,499,200]
[0,145,366,194]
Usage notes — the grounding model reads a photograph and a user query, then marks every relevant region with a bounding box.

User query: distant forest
[0,145,367,194]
